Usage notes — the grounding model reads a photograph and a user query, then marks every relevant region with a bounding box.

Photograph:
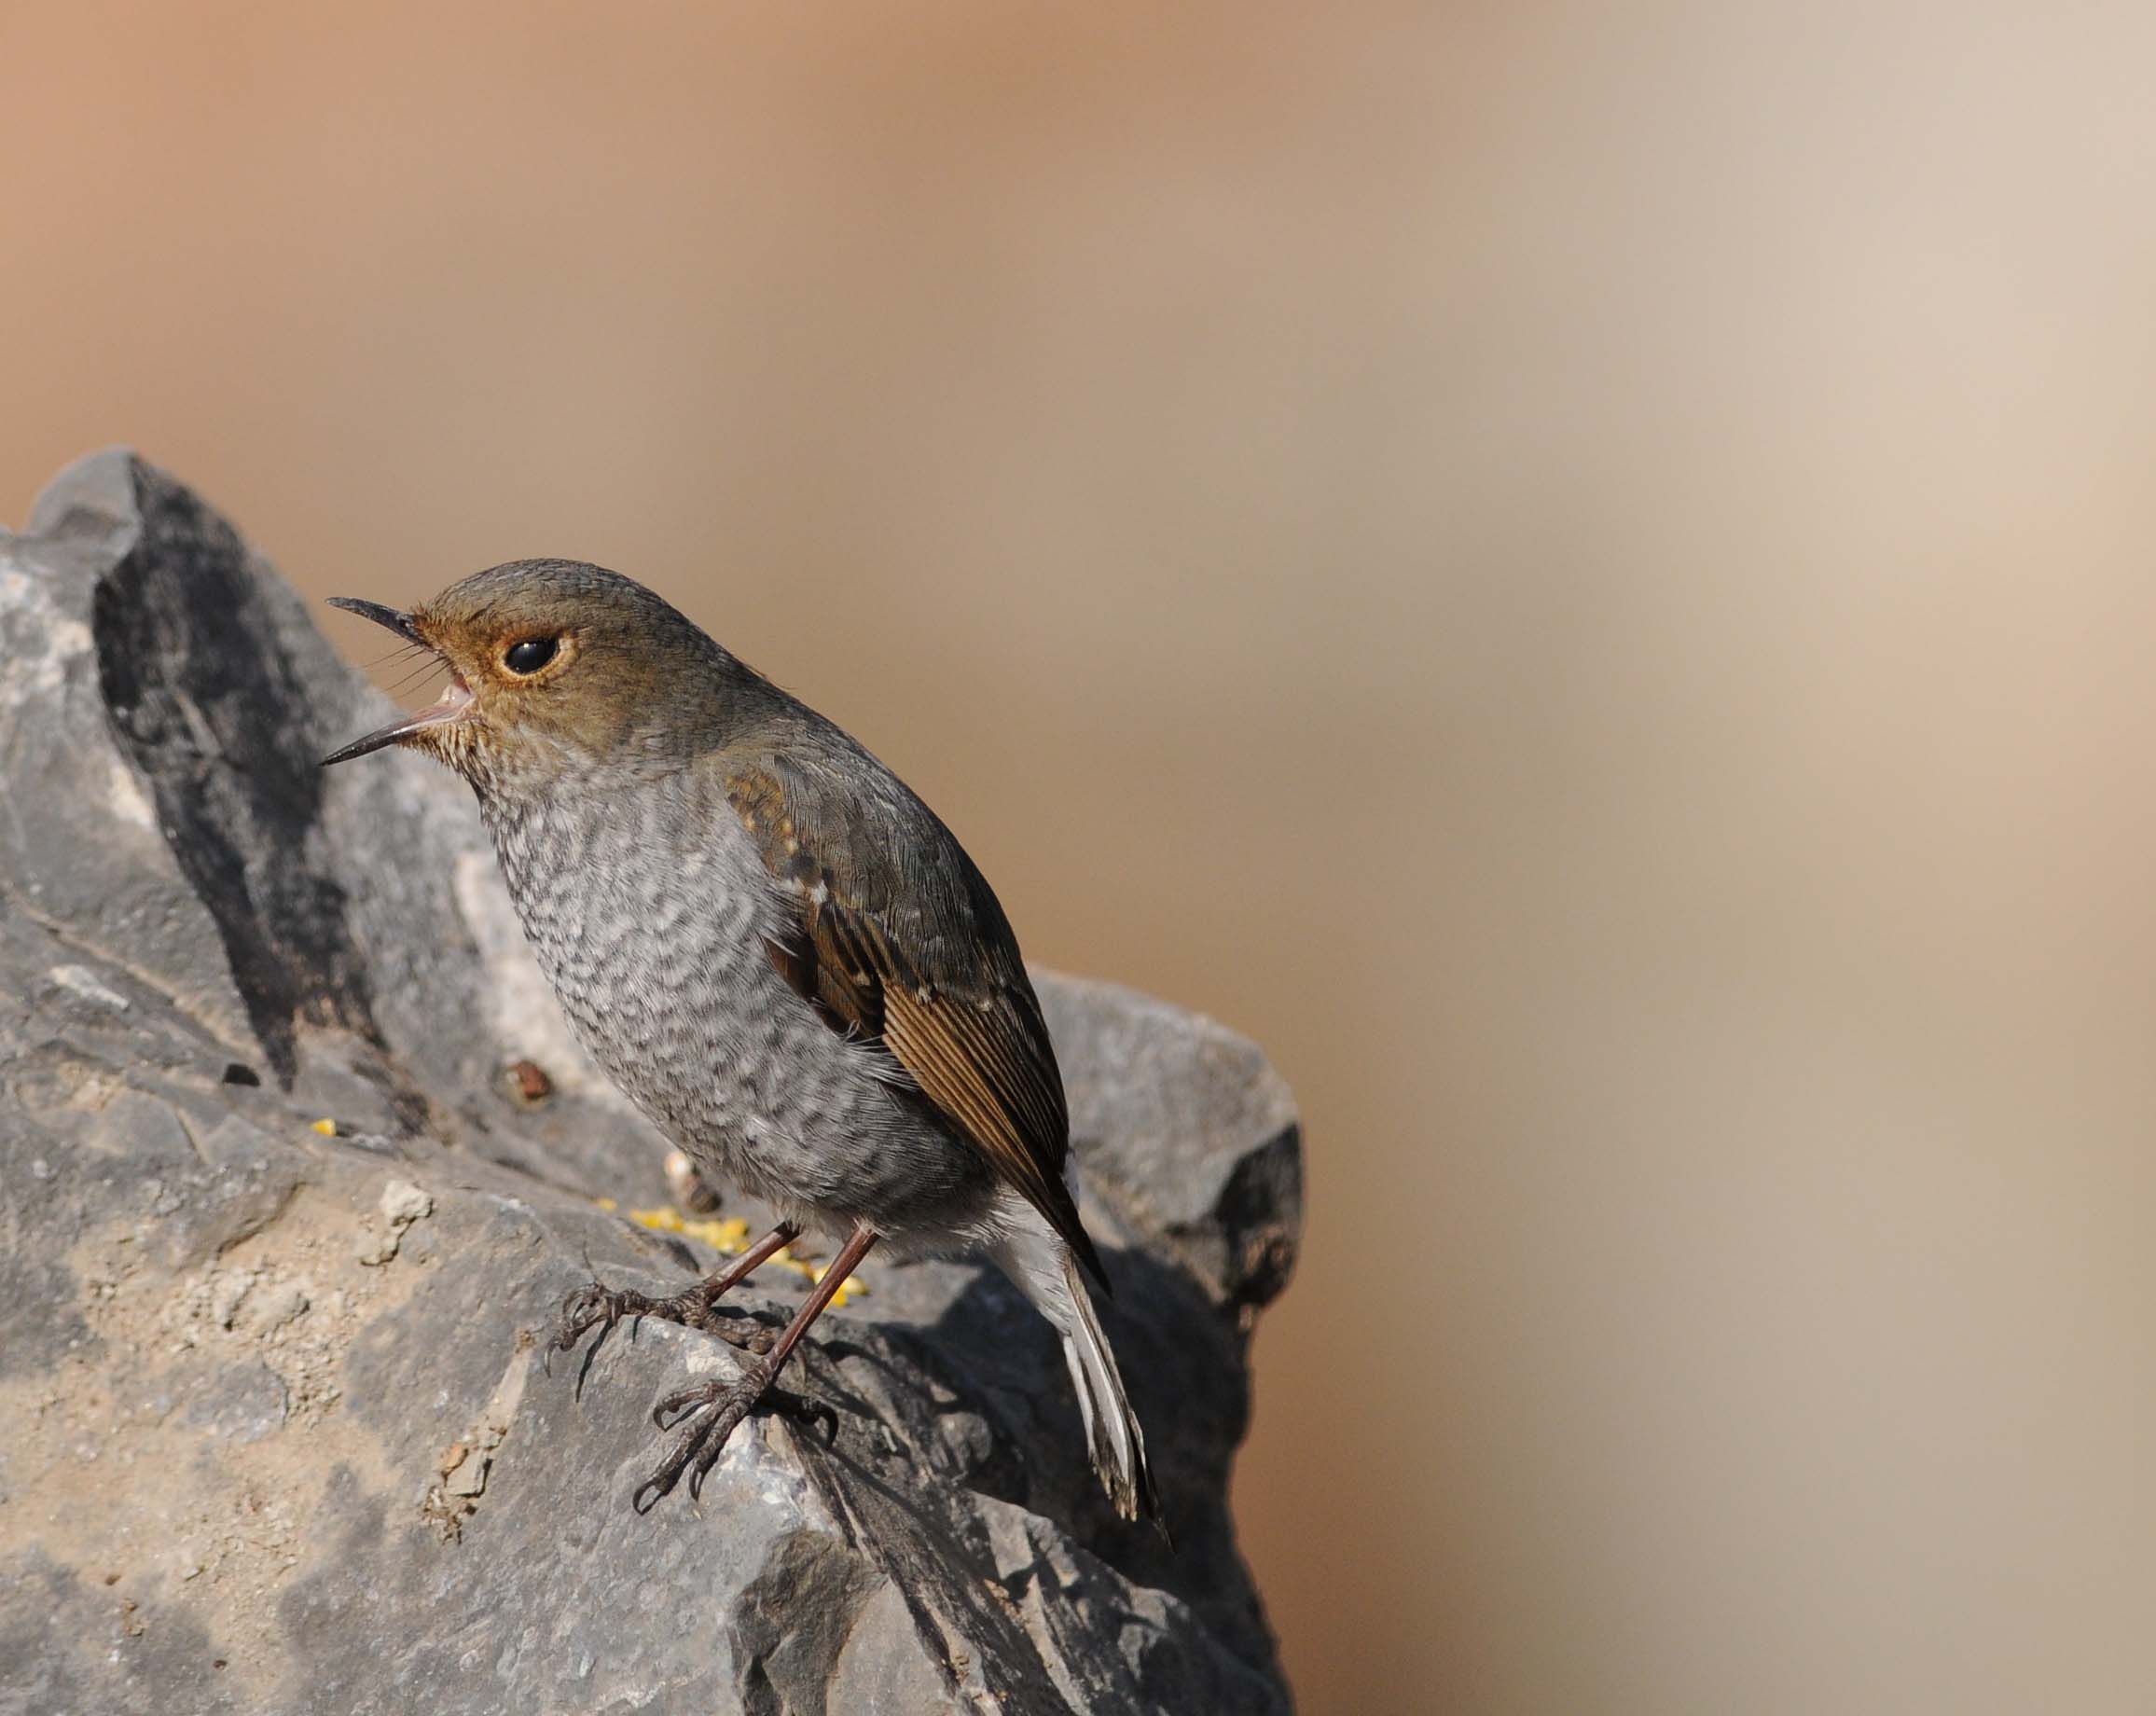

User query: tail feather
[990,1223,1164,1532]
[1058,1251,1161,1527]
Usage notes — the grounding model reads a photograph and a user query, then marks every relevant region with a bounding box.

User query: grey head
[321,559,773,787]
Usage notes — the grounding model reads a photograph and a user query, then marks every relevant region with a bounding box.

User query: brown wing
[723,750,1106,1289]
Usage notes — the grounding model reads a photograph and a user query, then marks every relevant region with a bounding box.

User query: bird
[321,561,1159,1525]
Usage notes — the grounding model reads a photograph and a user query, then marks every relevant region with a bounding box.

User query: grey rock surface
[0,452,1302,1715]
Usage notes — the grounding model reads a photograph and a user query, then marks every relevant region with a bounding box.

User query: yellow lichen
[684,1215,753,1252]
[810,1262,865,1309]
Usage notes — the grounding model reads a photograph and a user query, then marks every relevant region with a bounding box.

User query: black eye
[503,637,558,675]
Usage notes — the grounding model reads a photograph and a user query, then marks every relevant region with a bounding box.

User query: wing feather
[723,753,1105,1287]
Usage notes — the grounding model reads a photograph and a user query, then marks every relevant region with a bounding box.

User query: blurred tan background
[6,3,2153,1709]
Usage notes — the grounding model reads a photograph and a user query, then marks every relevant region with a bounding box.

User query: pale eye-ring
[503,637,559,676]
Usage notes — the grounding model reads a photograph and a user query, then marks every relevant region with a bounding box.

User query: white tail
[990,1219,1162,1529]
[1057,1251,1160,1525]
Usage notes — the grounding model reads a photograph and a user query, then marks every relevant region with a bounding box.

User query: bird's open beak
[320,598,474,767]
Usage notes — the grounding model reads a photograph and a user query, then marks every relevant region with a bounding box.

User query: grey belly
[501,818,992,1235]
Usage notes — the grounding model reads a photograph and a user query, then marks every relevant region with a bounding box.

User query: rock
[356,1178,435,1263]
[378,1181,433,1230]
[245,1280,311,1335]
[0,451,1303,1714]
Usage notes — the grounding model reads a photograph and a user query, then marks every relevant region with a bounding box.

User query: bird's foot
[553,1280,775,1366]
[547,1276,776,1396]
[631,1357,838,1511]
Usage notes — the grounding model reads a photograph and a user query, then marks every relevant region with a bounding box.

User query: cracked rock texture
[0,451,1302,1715]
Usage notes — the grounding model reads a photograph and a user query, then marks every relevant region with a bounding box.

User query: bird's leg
[555,1221,800,1359]
[633,1225,878,1510]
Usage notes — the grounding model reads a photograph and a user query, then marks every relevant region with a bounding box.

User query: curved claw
[555,1281,657,1401]
[632,1467,680,1515]
[629,1359,776,1509]
[794,1397,840,1446]
[652,1391,697,1432]
[555,1282,619,1351]
[631,1409,706,1511]
[687,1437,728,1502]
